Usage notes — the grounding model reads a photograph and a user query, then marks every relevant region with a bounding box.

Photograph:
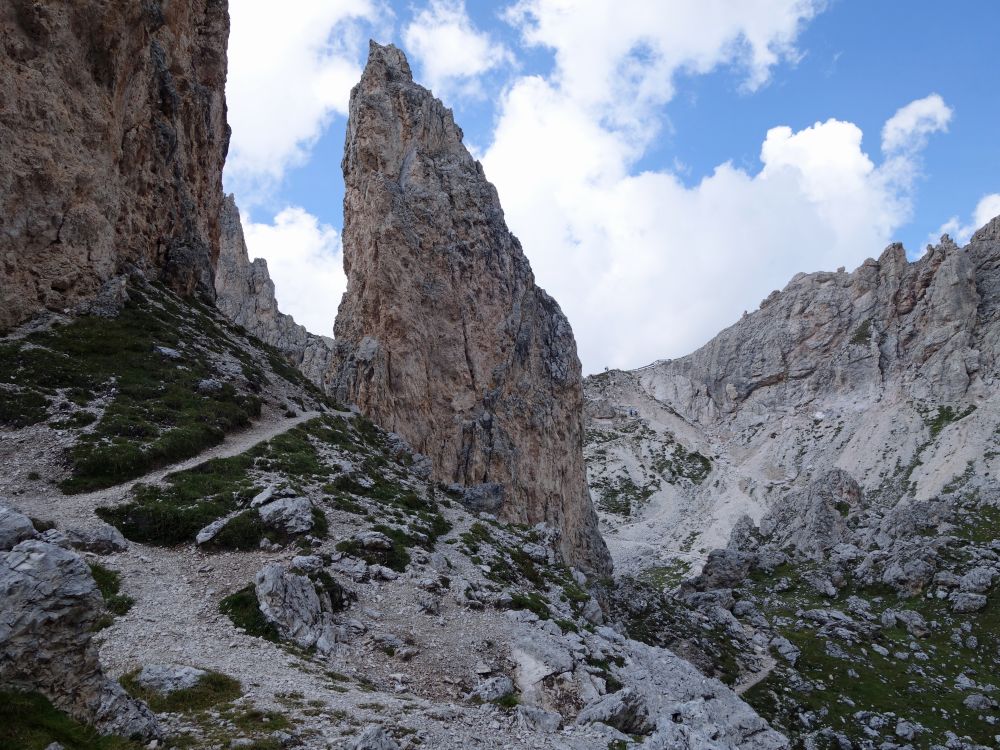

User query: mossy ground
[0,691,143,750]
[0,284,277,493]
[220,585,282,642]
[740,508,1000,747]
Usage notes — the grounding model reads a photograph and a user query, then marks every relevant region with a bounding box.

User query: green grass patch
[120,670,241,713]
[0,690,143,749]
[220,585,280,642]
[88,563,134,618]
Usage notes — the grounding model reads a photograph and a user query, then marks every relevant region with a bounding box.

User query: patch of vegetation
[850,318,872,345]
[509,591,551,620]
[592,473,655,516]
[925,404,976,438]
[88,563,134,619]
[219,585,280,642]
[97,454,256,546]
[637,561,691,590]
[0,690,143,749]
[120,670,241,713]
[739,528,1000,748]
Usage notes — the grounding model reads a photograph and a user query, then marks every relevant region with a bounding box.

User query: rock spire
[329,42,611,575]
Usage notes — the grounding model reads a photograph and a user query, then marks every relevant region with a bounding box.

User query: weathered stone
[258,497,314,535]
[950,592,988,613]
[465,676,514,703]
[65,525,128,555]
[214,195,334,388]
[0,539,159,738]
[0,505,38,551]
[576,688,653,735]
[347,725,398,750]
[327,42,610,576]
[254,564,344,653]
[0,0,229,328]
[135,664,207,695]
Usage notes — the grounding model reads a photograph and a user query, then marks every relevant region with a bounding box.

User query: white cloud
[242,208,346,337]
[505,0,823,138]
[402,0,511,98]
[881,93,953,154]
[483,79,951,370]
[930,193,1000,246]
[226,0,385,192]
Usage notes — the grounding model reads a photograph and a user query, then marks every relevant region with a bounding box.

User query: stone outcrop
[328,42,610,575]
[0,506,159,739]
[584,223,1000,566]
[214,195,335,387]
[642,230,1000,423]
[0,0,230,330]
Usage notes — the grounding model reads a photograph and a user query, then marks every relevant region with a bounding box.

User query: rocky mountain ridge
[214,194,335,389]
[584,223,1000,747]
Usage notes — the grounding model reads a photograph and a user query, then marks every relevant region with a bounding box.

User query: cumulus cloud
[242,208,346,337]
[482,0,919,370]
[226,0,385,192]
[881,93,953,154]
[403,0,511,98]
[931,193,1000,246]
[505,0,823,138]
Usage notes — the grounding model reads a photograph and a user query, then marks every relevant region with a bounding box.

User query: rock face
[0,506,159,739]
[215,195,335,387]
[328,43,610,575]
[0,0,230,330]
[585,224,1000,568]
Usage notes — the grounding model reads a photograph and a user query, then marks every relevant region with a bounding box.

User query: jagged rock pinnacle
[329,42,611,575]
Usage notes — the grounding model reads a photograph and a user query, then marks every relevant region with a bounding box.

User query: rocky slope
[0,0,230,330]
[328,43,610,576]
[0,284,787,749]
[585,223,1000,747]
[215,194,335,388]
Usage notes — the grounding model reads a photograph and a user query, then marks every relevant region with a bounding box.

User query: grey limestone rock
[254,563,345,653]
[65,525,128,555]
[465,676,514,703]
[0,536,159,739]
[214,195,335,389]
[257,497,315,535]
[0,505,38,551]
[135,664,207,695]
[347,725,399,750]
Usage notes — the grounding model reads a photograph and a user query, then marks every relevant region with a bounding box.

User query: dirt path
[734,652,777,696]
[18,409,322,531]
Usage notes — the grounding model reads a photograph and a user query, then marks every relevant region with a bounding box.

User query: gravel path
[15,409,321,532]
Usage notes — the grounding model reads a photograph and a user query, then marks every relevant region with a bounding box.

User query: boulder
[254,564,344,653]
[347,725,398,750]
[0,539,159,738]
[0,505,38,551]
[258,497,314,535]
[135,665,207,695]
[65,525,128,555]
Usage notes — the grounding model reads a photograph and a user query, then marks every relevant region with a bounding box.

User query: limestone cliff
[0,0,230,330]
[584,223,1000,569]
[329,43,610,575]
[215,195,334,388]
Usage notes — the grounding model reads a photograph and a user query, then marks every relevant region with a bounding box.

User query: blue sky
[224,0,999,372]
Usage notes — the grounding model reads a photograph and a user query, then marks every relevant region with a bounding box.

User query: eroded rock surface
[0,507,159,739]
[0,0,230,329]
[328,42,610,575]
[214,195,335,387]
